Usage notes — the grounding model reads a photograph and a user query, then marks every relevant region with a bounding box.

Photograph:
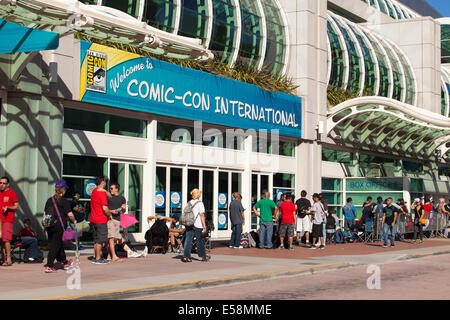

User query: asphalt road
[136,254,450,300]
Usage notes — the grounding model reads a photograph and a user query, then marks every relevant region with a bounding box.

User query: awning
[327,97,450,160]
[0,18,59,53]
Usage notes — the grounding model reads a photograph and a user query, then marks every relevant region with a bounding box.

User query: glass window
[327,20,345,89]
[261,0,287,75]
[143,0,177,33]
[62,155,108,199]
[170,167,183,216]
[102,0,140,18]
[364,31,391,97]
[333,16,362,94]
[155,166,166,215]
[178,0,209,43]
[273,173,294,189]
[322,178,342,191]
[64,108,147,138]
[237,0,263,67]
[376,0,388,14]
[81,0,98,4]
[349,25,376,96]
[322,147,353,164]
[384,0,397,19]
[402,161,424,174]
[210,0,238,65]
[441,25,450,64]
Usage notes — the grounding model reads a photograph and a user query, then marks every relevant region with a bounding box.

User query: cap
[55,179,69,189]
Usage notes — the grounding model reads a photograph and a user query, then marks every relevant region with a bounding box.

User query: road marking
[42,261,349,300]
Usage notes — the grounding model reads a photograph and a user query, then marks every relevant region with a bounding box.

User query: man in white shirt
[310,193,325,250]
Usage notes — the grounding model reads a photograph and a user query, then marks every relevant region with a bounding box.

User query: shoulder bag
[52,197,77,242]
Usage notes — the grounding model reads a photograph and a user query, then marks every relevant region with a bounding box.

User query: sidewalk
[0,239,449,300]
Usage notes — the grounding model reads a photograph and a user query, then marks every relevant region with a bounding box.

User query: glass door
[109,161,144,233]
[251,173,270,230]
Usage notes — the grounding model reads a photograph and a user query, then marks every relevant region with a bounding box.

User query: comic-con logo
[86,50,107,93]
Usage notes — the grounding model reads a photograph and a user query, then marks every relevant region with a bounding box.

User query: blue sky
[427,0,450,17]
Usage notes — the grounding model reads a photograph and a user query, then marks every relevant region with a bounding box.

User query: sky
[427,0,450,17]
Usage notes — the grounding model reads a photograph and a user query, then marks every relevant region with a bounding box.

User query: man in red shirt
[90,176,112,264]
[0,176,19,266]
[277,195,296,250]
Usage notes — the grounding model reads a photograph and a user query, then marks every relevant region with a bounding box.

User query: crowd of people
[0,175,449,273]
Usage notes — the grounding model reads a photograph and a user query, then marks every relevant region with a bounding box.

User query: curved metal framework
[327,97,450,159]
[361,0,419,19]
[0,0,289,75]
[441,67,450,118]
[326,13,416,106]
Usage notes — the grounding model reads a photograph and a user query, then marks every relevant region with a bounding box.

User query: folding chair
[325,229,336,245]
[10,241,25,263]
[364,219,375,243]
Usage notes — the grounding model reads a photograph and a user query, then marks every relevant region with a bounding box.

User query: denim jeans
[183,227,206,259]
[230,223,243,248]
[344,219,354,230]
[322,223,326,245]
[383,223,397,246]
[259,221,274,249]
[18,236,38,259]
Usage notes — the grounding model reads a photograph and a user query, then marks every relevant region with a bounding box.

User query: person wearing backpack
[342,198,357,230]
[295,190,312,246]
[181,189,211,263]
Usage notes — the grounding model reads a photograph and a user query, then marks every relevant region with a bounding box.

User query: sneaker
[411,240,416,244]
[92,259,110,265]
[278,245,285,250]
[390,244,395,248]
[44,266,57,273]
[78,245,85,251]
[128,251,142,258]
[309,245,317,250]
[305,241,310,244]
[229,245,234,248]
[382,244,388,248]
[419,240,423,244]
[289,246,294,250]
[63,259,73,270]
[234,246,244,249]
[318,245,325,250]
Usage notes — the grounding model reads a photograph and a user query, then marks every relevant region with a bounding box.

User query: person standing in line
[0,176,19,266]
[277,195,296,250]
[295,190,312,246]
[382,197,398,248]
[43,179,76,273]
[182,189,211,263]
[411,198,424,244]
[90,176,112,265]
[71,192,87,250]
[107,183,126,262]
[363,196,373,208]
[309,193,325,250]
[373,196,384,240]
[437,198,450,236]
[319,194,328,247]
[253,192,278,249]
[342,198,357,230]
[229,193,245,249]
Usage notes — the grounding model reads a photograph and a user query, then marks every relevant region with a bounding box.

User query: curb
[45,261,351,300]
[397,248,450,261]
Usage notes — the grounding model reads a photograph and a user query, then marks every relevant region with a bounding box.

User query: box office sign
[85,50,107,93]
[80,41,302,138]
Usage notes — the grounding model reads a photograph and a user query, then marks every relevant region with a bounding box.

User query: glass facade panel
[273,173,294,189]
[333,17,362,94]
[103,0,140,17]
[261,0,286,75]
[178,0,209,43]
[349,25,376,95]
[327,20,345,89]
[210,0,238,65]
[384,0,397,19]
[322,147,353,164]
[64,108,146,138]
[238,0,263,67]
[143,0,176,33]
[170,168,183,216]
[364,31,391,97]
[442,25,450,64]
[376,0,388,14]
[155,166,166,215]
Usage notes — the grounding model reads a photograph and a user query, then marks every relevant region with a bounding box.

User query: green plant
[75,33,298,95]
[327,86,359,107]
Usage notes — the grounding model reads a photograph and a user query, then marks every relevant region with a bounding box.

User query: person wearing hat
[43,179,76,273]
[182,189,210,262]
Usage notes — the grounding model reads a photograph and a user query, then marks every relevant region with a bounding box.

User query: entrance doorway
[251,173,270,230]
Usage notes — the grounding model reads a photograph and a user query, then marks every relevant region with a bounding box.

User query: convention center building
[0,0,449,241]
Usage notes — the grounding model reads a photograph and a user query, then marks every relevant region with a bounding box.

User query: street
[141,254,450,300]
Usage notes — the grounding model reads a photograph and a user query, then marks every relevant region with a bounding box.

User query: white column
[241,134,253,233]
[136,118,157,242]
[212,169,219,238]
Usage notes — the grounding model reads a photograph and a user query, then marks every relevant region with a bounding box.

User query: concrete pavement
[0,239,449,300]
